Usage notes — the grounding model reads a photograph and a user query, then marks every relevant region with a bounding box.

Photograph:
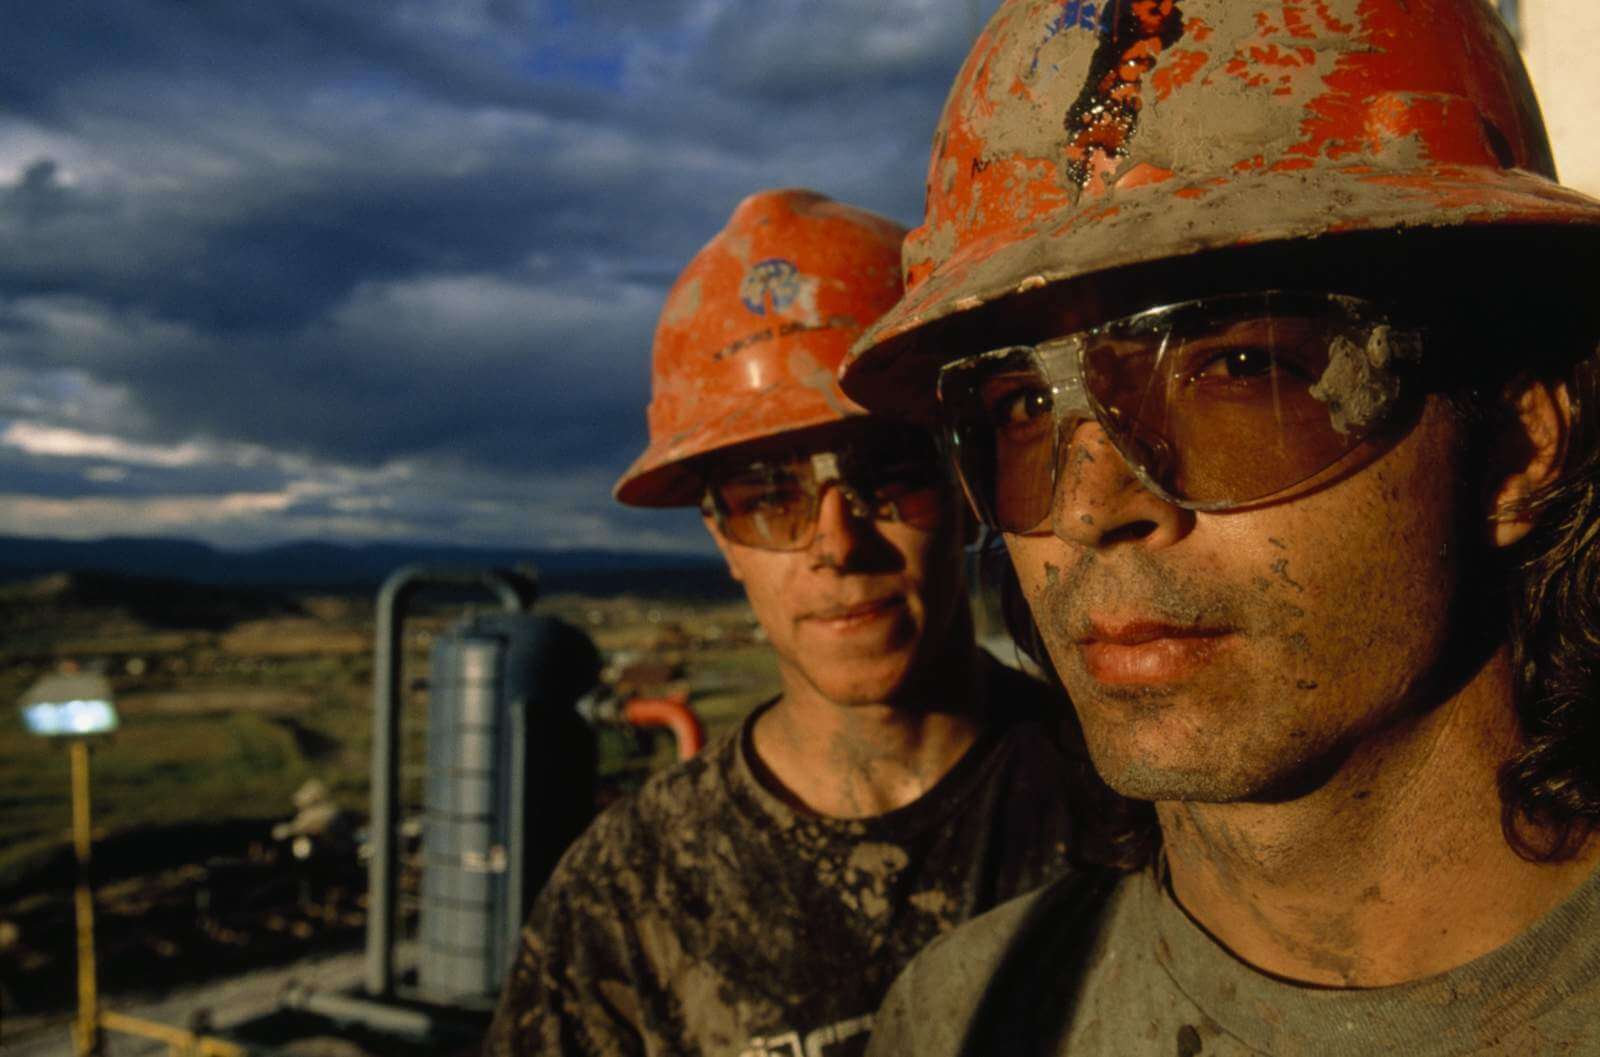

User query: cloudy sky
[0,0,1000,554]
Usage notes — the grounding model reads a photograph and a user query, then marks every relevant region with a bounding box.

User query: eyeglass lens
[942,293,1418,532]
[708,433,947,550]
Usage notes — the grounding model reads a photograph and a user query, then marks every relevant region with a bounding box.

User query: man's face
[703,421,968,709]
[1004,388,1473,804]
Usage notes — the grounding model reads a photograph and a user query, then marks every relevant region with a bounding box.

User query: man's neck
[1160,646,1600,987]
[752,643,986,820]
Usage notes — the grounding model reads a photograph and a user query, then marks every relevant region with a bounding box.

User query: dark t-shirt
[483,656,1080,1057]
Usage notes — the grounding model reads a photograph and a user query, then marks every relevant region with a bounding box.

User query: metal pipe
[364,566,536,998]
[505,666,529,982]
[281,983,440,1039]
[623,692,705,761]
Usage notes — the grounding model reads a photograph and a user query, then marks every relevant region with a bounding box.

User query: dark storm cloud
[90,274,666,471]
[0,1,1000,548]
[692,3,982,103]
[0,443,293,500]
[0,1,599,126]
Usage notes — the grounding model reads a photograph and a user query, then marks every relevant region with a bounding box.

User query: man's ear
[702,511,745,583]
[1489,379,1571,549]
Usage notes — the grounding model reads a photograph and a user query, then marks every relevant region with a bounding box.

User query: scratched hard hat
[615,189,907,508]
[839,0,1600,415]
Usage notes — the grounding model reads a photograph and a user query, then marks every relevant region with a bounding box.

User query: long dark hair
[1499,347,1600,860]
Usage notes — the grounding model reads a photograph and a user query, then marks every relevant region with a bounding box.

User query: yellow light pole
[21,672,253,1057]
[69,738,103,1057]
[19,671,119,1057]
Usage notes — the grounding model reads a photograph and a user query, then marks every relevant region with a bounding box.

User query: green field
[1,588,777,884]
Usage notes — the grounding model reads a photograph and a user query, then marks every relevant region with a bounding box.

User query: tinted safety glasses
[936,291,1424,533]
[702,428,949,551]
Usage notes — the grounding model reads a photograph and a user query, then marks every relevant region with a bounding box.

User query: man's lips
[803,596,903,624]
[1076,620,1235,684]
[1078,620,1231,646]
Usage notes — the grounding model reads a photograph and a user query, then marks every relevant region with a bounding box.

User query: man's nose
[809,482,875,567]
[1047,420,1186,549]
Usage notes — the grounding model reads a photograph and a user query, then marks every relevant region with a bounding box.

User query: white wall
[1519,0,1600,197]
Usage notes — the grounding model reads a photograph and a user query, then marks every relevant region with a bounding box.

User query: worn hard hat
[839,0,1600,415]
[615,189,907,507]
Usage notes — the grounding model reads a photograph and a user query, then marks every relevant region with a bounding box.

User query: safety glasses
[936,291,1424,532]
[702,427,950,551]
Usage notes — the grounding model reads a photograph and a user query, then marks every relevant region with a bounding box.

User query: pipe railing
[364,565,537,1000]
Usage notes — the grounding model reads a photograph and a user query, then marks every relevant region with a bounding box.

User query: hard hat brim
[841,164,1600,418]
[614,382,865,508]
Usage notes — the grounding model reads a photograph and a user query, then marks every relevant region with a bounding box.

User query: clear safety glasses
[701,428,949,551]
[936,291,1424,533]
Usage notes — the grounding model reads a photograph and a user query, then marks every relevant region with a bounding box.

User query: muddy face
[706,426,967,709]
[1004,397,1470,802]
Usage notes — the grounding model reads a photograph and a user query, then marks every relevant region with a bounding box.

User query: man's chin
[1084,732,1345,805]
[1077,718,1262,802]
[1090,760,1251,804]
[815,675,915,710]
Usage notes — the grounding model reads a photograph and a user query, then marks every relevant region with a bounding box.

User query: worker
[835,0,1600,1052]
[485,188,1094,1057]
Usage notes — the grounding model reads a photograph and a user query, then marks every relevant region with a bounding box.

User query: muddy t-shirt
[866,861,1600,1057]
[484,657,1079,1057]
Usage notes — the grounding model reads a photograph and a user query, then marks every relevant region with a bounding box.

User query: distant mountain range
[0,534,734,598]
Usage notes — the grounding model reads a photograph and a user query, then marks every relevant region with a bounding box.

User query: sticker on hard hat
[1052,0,1105,34]
[740,258,802,316]
[710,315,859,363]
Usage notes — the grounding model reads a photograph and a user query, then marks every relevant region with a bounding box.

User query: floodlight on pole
[18,672,250,1057]
[19,672,118,1057]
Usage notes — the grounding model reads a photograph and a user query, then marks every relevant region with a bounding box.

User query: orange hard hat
[840,0,1600,414]
[615,189,907,507]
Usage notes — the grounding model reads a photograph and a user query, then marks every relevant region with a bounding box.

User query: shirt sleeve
[862,888,1052,1057]
[861,959,923,1057]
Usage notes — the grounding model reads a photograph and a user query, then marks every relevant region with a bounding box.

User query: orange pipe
[623,692,704,760]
